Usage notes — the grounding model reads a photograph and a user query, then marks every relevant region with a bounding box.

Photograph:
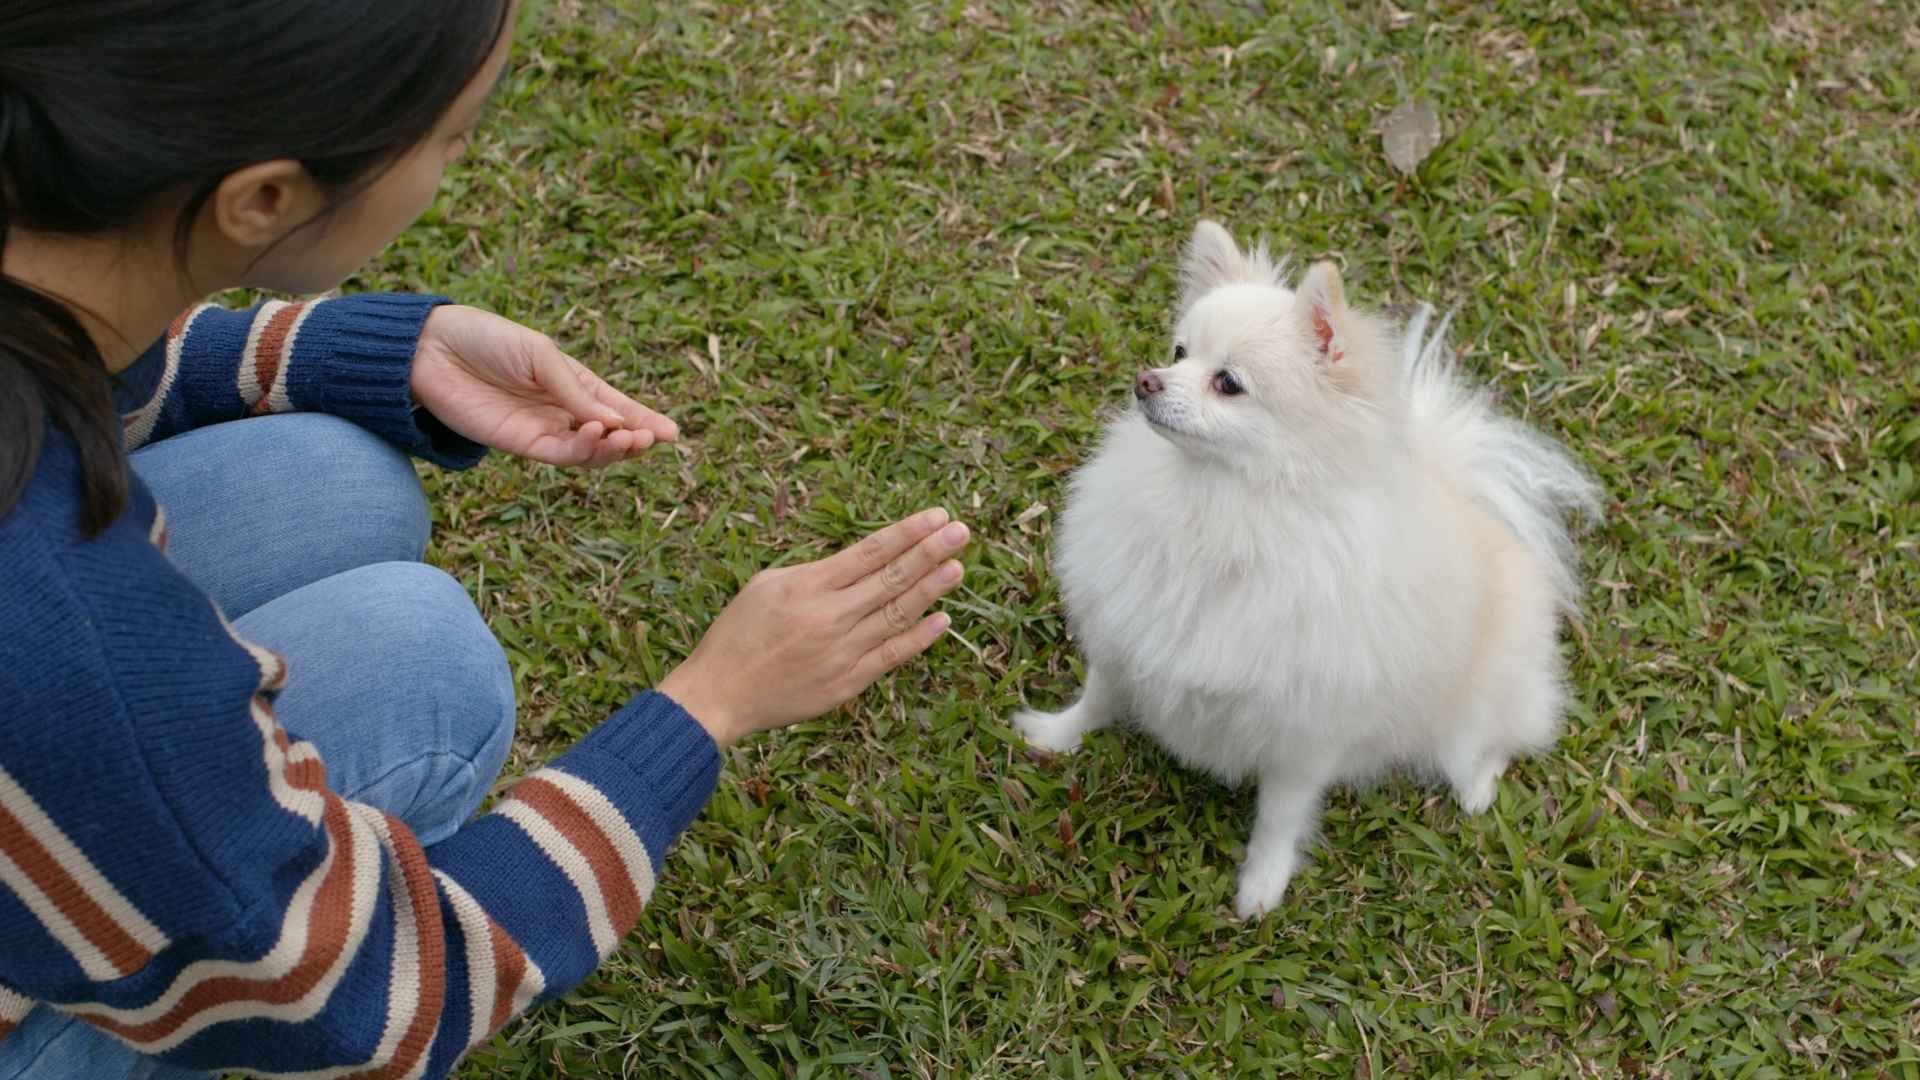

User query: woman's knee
[130,413,433,616]
[272,413,432,563]
[244,561,516,844]
[345,563,514,841]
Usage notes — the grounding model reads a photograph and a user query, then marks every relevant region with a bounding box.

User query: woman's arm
[119,293,487,467]
[1,528,716,1075]
[120,296,682,471]
[1,500,966,1076]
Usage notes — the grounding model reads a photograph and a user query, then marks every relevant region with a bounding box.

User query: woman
[0,3,970,1077]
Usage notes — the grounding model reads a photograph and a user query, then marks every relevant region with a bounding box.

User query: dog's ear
[1294,261,1348,364]
[1180,220,1250,311]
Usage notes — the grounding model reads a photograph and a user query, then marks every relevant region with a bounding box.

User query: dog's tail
[1399,304,1602,610]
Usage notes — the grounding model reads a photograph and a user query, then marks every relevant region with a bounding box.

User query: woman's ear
[205,160,329,251]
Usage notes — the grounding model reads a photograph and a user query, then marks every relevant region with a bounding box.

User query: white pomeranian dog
[1013,220,1601,918]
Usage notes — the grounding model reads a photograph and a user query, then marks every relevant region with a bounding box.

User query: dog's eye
[1213,371,1245,396]
[1173,344,1187,361]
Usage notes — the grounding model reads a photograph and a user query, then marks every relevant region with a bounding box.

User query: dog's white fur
[1013,221,1600,918]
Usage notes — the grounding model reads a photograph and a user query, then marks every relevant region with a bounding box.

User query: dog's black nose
[1135,371,1165,400]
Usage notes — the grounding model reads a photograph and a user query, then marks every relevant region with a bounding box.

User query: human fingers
[844,520,970,613]
[577,363,680,441]
[813,507,952,589]
[849,557,964,649]
[524,339,626,428]
[842,612,953,689]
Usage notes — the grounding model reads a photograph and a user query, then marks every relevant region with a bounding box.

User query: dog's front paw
[1012,709,1084,754]
[1233,850,1297,920]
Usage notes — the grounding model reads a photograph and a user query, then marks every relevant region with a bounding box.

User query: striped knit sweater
[0,293,720,1077]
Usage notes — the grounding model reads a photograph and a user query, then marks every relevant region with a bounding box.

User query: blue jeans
[0,414,516,1080]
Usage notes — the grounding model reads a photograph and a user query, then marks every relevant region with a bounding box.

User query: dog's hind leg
[1442,664,1563,814]
[1012,661,1120,754]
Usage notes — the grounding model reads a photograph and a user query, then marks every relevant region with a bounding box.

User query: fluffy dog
[1014,221,1600,917]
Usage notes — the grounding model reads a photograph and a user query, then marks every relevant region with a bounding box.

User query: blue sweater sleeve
[116,293,486,469]
[0,506,719,1076]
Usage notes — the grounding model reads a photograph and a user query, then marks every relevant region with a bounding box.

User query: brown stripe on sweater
[340,814,447,1080]
[82,794,364,1043]
[284,756,329,795]
[509,779,643,934]
[487,919,529,1034]
[246,303,304,416]
[0,803,154,979]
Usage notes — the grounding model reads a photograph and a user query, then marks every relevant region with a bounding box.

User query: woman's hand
[659,508,972,748]
[409,305,679,467]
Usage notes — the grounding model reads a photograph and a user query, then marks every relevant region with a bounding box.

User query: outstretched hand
[409,305,678,467]
[660,508,972,748]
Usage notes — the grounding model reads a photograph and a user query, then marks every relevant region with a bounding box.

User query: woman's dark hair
[0,0,510,535]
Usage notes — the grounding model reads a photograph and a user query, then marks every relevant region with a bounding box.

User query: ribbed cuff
[557,690,722,869]
[284,293,488,470]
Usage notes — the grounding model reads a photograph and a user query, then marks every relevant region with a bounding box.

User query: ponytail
[0,86,125,535]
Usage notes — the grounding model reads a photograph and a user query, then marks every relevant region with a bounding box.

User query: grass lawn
[355,1,1918,1075]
